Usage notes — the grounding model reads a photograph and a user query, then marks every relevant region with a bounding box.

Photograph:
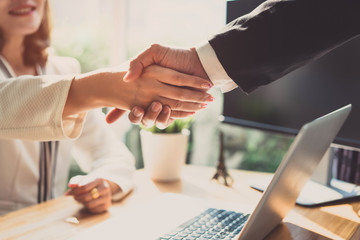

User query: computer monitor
[223,0,360,150]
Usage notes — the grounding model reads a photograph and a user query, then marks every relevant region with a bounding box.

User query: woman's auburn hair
[0,1,51,67]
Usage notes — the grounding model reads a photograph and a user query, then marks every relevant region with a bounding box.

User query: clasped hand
[106,60,212,128]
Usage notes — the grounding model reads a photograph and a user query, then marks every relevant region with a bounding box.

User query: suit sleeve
[208,0,360,93]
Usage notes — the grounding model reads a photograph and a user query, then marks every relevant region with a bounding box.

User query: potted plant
[140,118,193,182]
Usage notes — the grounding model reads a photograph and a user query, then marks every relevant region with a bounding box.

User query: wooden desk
[0,165,359,240]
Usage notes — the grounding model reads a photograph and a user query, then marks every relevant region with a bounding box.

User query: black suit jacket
[209,0,360,93]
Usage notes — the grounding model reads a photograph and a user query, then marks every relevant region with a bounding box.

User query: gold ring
[91,187,100,200]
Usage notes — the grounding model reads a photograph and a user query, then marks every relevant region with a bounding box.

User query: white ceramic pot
[140,129,190,182]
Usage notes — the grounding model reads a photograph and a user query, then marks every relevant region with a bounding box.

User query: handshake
[107,44,214,129]
[65,44,216,129]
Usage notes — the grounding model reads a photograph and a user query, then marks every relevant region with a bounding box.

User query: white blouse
[0,55,135,216]
[0,55,86,141]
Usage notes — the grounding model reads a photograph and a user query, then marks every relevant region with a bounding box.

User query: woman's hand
[116,65,213,111]
[125,102,174,129]
[104,65,213,126]
[64,65,213,119]
[65,176,121,214]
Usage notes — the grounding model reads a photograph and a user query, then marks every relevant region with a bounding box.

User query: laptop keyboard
[156,208,250,240]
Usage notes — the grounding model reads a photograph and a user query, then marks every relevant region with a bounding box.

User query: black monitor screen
[224,0,360,149]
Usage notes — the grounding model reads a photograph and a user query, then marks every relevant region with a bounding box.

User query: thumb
[106,108,126,124]
[123,44,165,82]
[123,60,143,82]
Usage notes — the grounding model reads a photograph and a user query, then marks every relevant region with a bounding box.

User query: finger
[66,188,76,196]
[124,44,167,82]
[123,61,143,83]
[147,66,213,91]
[106,108,126,124]
[84,182,111,211]
[85,192,111,210]
[66,175,88,195]
[73,192,92,203]
[158,84,214,103]
[155,105,171,129]
[157,118,175,128]
[158,97,208,112]
[69,178,103,196]
[168,118,175,126]
[88,203,109,214]
[128,106,145,124]
[73,180,110,203]
[170,110,197,119]
[64,189,72,196]
[73,188,106,203]
[142,102,162,127]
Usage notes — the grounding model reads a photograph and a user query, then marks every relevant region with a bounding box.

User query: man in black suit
[107,0,360,127]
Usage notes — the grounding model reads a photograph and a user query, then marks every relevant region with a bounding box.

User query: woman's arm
[0,65,212,141]
[0,74,79,141]
[64,65,213,117]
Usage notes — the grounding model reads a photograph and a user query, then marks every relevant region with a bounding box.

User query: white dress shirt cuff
[196,42,238,93]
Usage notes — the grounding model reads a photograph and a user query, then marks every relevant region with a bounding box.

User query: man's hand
[124,44,209,82]
[106,44,210,126]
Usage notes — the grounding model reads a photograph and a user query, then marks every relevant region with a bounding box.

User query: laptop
[155,104,352,240]
[68,105,351,240]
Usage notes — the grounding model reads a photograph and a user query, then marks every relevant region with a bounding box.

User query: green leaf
[140,117,193,134]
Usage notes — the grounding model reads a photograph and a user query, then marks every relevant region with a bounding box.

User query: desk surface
[0,165,359,240]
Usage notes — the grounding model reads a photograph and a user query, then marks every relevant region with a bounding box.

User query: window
[50,0,289,172]
[50,0,226,71]
[50,0,227,169]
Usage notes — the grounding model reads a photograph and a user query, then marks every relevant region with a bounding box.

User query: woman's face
[0,0,46,39]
